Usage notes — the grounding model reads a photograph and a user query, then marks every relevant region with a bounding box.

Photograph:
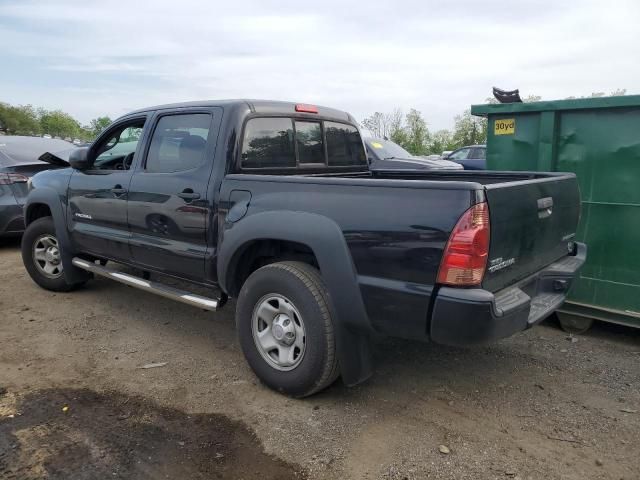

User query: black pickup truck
[21,100,586,397]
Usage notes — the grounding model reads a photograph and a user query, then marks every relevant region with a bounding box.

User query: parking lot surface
[1,238,639,479]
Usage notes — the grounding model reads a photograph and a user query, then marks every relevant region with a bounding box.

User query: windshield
[366,138,413,159]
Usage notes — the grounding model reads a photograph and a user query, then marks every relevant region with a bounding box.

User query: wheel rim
[33,234,63,279]
[252,294,306,371]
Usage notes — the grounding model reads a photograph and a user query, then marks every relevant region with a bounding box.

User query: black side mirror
[69,147,91,170]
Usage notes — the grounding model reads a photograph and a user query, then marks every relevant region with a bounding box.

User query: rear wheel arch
[226,238,320,298]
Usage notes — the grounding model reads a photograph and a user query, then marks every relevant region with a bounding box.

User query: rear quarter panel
[220,175,476,339]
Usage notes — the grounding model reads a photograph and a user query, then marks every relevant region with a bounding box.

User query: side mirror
[69,147,91,170]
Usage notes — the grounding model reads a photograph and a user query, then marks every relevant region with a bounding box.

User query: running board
[72,257,223,311]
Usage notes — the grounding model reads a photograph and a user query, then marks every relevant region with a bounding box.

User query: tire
[21,216,85,292]
[236,261,340,397]
[557,312,594,335]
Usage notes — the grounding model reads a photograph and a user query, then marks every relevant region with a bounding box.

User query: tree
[403,109,429,155]
[90,116,112,137]
[428,129,456,154]
[39,110,82,138]
[387,109,407,146]
[0,103,41,135]
[452,110,487,147]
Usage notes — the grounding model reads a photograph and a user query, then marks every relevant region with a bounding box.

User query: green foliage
[404,109,430,155]
[90,116,113,137]
[451,110,487,148]
[0,100,111,141]
[39,110,82,139]
[0,103,42,136]
[360,92,570,155]
[430,129,457,154]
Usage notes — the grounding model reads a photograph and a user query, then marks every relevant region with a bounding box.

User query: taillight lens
[437,202,490,286]
[0,173,29,185]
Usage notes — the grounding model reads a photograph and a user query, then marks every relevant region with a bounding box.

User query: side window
[450,148,470,160]
[294,121,324,164]
[145,114,211,173]
[325,122,366,166]
[93,121,145,170]
[241,118,295,168]
[472,147,486,159]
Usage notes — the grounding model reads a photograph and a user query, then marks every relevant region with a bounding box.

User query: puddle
[0,388,305,479]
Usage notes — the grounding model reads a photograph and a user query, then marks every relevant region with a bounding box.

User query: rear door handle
[178,190,201,201]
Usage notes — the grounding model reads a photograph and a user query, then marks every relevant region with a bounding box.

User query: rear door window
[325,122,366,166]
[145,114,211,173]
[241,118,295,168]
[471,147,486,159]
[294,121,324,164]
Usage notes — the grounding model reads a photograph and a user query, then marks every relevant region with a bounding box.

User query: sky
[1,0,639,131]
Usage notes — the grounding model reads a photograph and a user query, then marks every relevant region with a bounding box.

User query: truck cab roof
[125,99,355,124]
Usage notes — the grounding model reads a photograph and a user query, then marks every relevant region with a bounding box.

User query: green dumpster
[471,95,640,331]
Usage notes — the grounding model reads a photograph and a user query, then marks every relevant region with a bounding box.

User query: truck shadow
[0,236,21,249]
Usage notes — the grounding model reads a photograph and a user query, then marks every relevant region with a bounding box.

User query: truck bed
[222,170,581,339]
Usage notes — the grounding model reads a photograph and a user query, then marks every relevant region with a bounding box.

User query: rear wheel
[236,261,339,397]
[21,217,85,292]
[557,312,594,334]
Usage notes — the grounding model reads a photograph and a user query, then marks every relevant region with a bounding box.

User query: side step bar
[72,257,224,311]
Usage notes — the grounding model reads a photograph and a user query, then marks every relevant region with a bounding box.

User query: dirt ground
[1,238,639,480]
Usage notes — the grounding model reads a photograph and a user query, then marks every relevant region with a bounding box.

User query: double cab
[21,100,585,396]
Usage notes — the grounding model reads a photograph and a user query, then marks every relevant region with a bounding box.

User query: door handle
[111,185,127,195]
[177,190,201,201]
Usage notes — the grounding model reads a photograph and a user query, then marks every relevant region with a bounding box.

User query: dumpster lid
[471,94,640,116]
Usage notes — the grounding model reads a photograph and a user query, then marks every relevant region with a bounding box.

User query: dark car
[445,144,486,170]
[21,100,584,397]
[0,136,73,236]
[366,138,462,170]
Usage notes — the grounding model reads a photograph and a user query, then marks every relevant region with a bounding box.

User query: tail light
[0,173,29,185]
[437,202,490,286]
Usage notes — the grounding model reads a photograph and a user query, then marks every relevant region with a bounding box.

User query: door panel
[67,171,133,258]
[67,119,147,259]
[127,110,220,281]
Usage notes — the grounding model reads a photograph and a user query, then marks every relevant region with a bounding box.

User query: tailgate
[482,173,580,292]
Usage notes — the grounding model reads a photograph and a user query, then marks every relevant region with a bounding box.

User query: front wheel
[21,217,85,292]
[236,261,339,397]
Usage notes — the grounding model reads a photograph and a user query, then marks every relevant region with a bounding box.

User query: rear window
[325,122,366,166]
[240,117,365,169]
[295,121,324,164]
[241,117,295,169]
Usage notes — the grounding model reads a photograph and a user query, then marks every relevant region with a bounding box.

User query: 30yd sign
[494,118,515,135]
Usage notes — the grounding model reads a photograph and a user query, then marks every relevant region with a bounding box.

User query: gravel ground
[1,238,639,479]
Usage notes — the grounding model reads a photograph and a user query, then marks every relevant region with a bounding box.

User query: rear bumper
[430,243,586,346]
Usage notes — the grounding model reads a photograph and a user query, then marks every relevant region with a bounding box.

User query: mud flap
[335,326,373,387]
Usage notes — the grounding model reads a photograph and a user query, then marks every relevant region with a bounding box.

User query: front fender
[218,210,373,386]
[24,187,91,285]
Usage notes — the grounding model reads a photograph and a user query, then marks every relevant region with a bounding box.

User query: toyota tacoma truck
[21,100,586,397]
